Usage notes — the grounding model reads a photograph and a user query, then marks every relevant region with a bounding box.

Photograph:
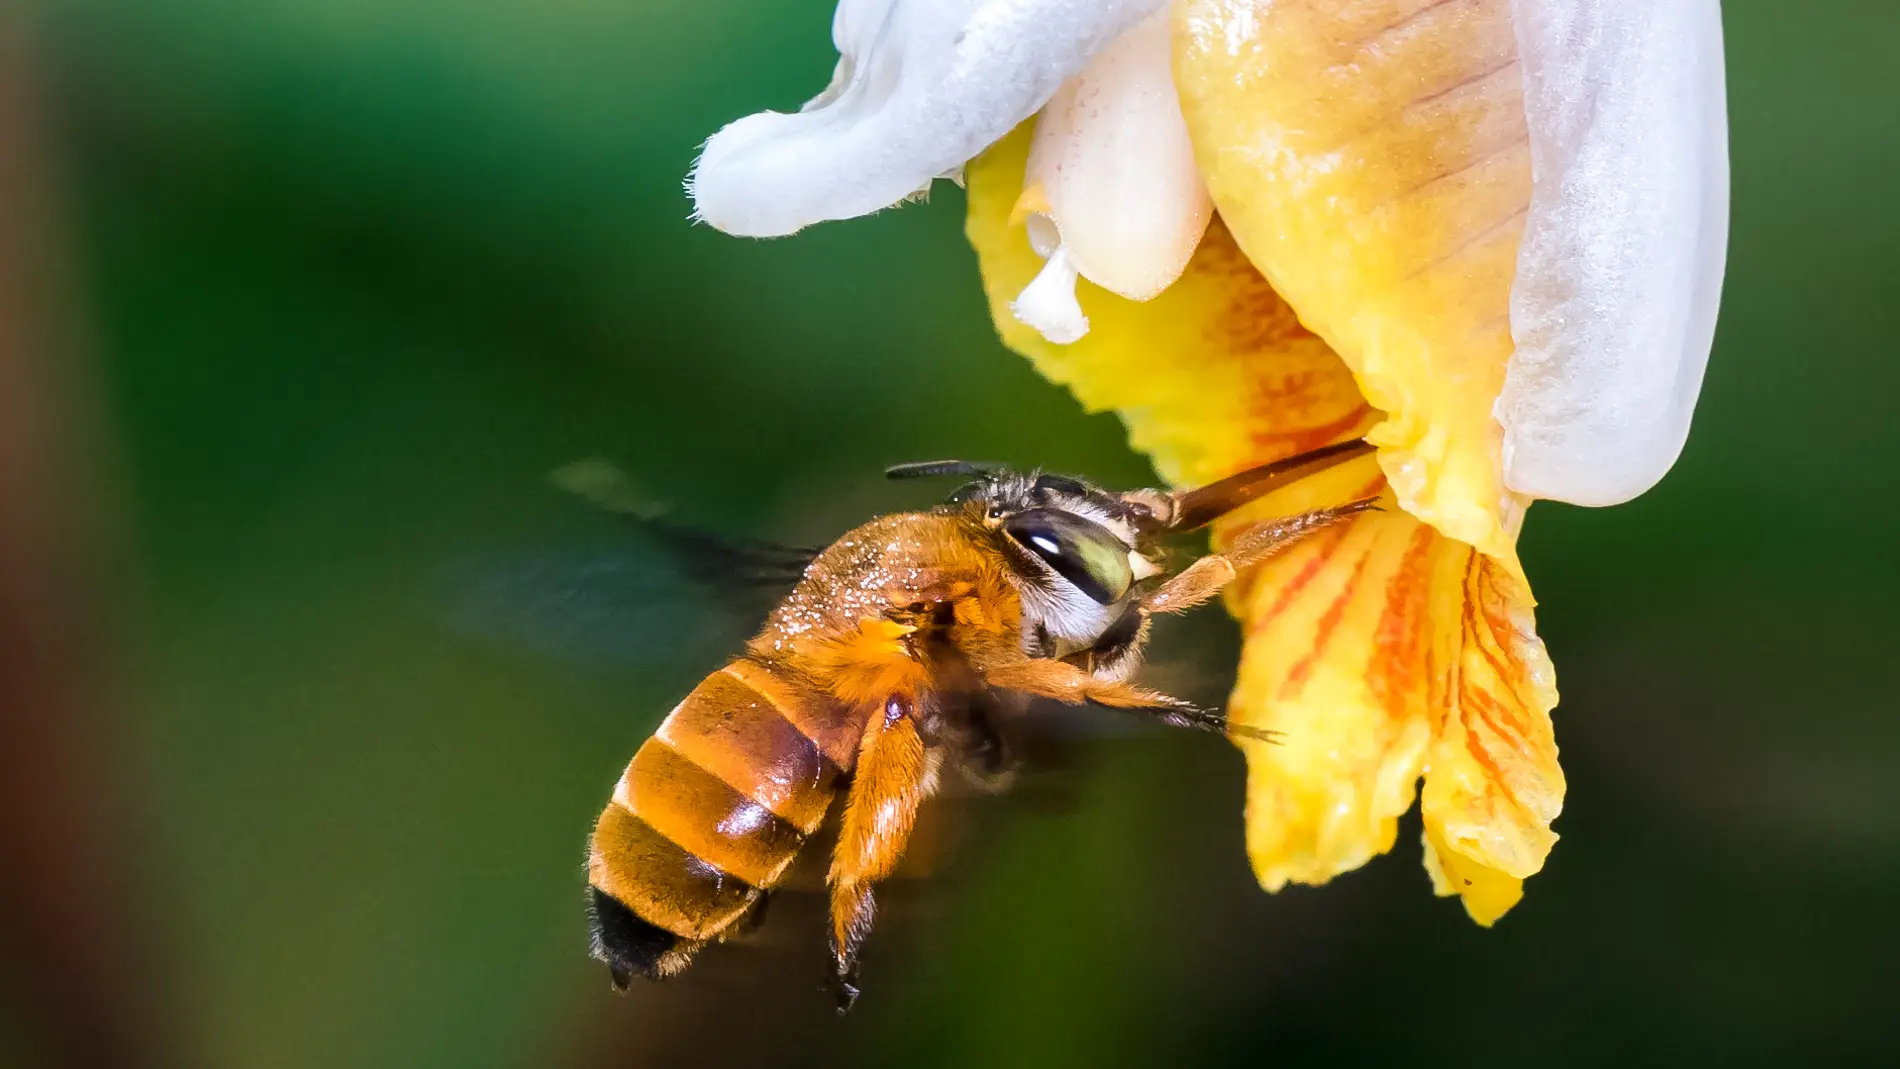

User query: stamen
[1008,9,1212,344]
[1010,246,1089,345]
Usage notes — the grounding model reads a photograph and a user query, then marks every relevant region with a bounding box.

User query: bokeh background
[4,2,1898,1066]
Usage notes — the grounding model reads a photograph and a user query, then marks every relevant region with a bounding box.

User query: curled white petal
[1498,0,1731,506]
[690,0,1168,238]
[1024,10,1211,302]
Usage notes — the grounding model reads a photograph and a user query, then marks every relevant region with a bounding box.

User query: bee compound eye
[1001,508,1134,605]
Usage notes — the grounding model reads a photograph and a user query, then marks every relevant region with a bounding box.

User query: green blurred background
[6,1,1899,1066]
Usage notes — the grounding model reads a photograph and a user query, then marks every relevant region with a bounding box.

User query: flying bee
[585,439,1379,1009]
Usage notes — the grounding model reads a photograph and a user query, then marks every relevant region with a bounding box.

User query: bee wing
[432,461,818,669]
[435,544,803,668]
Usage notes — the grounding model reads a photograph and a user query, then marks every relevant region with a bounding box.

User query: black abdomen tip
[588,886,692,985]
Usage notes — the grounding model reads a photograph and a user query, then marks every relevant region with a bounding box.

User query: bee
[585,439,1378,1009]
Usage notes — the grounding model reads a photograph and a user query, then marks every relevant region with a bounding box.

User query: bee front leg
[827,693,937,1013]
[1141,500,1380,616]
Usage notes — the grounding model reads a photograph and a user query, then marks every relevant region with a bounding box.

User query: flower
[688,0,1729,923]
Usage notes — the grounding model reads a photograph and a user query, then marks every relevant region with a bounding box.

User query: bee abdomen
[656,661,849,832]
[620,740,807,886]
[588,659,846,971]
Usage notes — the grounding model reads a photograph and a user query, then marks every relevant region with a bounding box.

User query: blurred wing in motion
[433,459,818,669]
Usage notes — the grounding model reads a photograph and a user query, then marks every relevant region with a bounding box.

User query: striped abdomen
[587,657,856,982]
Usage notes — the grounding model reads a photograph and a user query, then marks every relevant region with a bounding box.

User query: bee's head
[886,461,1167,651]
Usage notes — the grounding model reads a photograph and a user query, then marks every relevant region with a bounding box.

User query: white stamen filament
[1011,9,1212,344]
[1011,245,1090,344]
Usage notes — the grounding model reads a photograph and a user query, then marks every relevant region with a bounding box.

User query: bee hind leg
[827,694,937,1013]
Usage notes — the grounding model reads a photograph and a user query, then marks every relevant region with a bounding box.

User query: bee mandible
[585,439,1379,1009]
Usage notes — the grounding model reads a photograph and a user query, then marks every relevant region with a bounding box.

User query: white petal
[1497,0,1730,506]
[1026,10,1211,302]
[689,0,1169,238]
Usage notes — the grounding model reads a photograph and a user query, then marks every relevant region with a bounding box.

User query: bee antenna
[884,460,1002,481]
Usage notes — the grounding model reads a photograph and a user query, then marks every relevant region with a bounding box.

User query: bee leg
[983,659,1280,743]
[983,658,1187,711]
[726,891,772,941]
[954,711,1014,790]
[933,688,1025,793]
[1141,500,1380,616]
[826,694,936,1013]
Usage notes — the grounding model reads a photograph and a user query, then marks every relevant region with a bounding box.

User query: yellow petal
[966,121,1561,922]
[1421,824,1522,927]
[1174,0,1533,579]
[1224,460,1450,888]
[1227,489,1559,915]
[1419,551,1564,921]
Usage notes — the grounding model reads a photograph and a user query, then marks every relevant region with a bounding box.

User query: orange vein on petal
[1231,488,1442,889]
[1276,535,1375,702]
[1421,555,1562,919]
